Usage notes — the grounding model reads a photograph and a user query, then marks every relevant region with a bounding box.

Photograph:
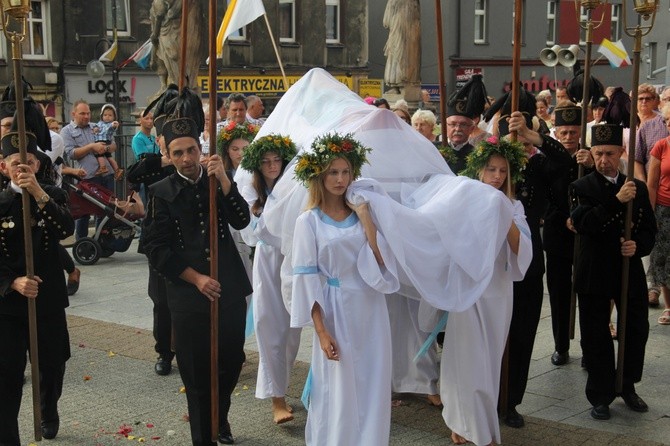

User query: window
[326,0,340,44]
[546,1,556,45]
[474,0,487,44]
[279,0,295,43]
[106,0,130,37]
[579,6,588,45]
[610,4,622,41]
[646,41,657,79]
[21,1,49,60]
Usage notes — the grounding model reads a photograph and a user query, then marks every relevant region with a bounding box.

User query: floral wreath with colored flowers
[216,121,259,156]
[460,135,528,184]
[240,133,297,172]
[294,132,372,186]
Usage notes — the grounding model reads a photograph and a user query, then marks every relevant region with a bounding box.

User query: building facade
[0,0,369,124]
[368,1,670,100]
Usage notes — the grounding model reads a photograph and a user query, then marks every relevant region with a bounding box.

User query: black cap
[0,101,16,120]
[447,74,488,119]
[591,124,623,147]
[554,106,581,126]
[1,131,38,158]
[162,117,200,148]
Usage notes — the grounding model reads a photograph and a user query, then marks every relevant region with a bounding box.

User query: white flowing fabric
[440,200,533,446]
[234,68,515,313]
[291,209,399,446]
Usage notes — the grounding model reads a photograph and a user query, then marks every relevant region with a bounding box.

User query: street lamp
[0,0,43,441]
[566,0,609,342]
[617,0,658,394]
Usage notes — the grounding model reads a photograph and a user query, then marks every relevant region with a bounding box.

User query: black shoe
[41,419,60,440]
[218,422,234,444]
[621,391,649,412]
[590,404,610,420]
[551,351,569,366]
[503,408,525,428]
[154,357,172,376]
[66,268,81,296]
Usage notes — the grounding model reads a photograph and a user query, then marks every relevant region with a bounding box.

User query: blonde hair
[411,109,436,127]
[304,156,353,210]
[477,153,515,199]
[638,83,659,100]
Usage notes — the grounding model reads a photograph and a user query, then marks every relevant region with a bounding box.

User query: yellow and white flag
[216,0,266,58]
[99,39,118,63]
[597,38,631,68]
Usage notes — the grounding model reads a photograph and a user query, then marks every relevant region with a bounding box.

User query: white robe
[291,209,399,446]
[386,292,439,395]
[440,200,533,446]
[252,223,302,399]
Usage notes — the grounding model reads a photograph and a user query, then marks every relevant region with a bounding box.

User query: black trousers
[147,267,173,359]
[578,290,649,406]
[172,298,246,446]
[0,312,68,446]
[507,272,544,409]
[546,253,574,354]
[57,244,75,275]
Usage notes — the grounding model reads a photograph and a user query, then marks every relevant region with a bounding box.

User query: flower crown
[460,135,528,184]
[240,134,297,172]
[216,121,259,155]
[294,133,371,186]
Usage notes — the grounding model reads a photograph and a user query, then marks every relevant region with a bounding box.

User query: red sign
[455,67,483,90]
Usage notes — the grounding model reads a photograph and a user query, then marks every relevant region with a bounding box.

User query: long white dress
[440,200,532,446]
[386,292,439,395]
[291,208,399,446]
[252,218,302,399]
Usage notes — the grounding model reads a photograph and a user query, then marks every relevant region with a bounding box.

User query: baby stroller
[65,179,144,265]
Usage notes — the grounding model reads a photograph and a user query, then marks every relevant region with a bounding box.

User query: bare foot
[451,431,468,444]
[427,394,442,407]
[272,397,294,424]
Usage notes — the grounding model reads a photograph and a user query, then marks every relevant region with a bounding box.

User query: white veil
[234,68,514,312]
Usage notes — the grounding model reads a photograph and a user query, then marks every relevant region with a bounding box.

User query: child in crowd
[92,103,123,180]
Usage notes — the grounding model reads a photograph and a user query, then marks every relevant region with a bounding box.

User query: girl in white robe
[443,137,533,446]
[239,135,301,424]
[290,136,399,446]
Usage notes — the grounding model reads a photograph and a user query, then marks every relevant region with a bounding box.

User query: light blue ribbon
[245,298,254,338]
[413,311,449,362]
[301,366,313,410]
[326,277,340,287]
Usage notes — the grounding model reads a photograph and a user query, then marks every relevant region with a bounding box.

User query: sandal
[659,309,670,325]
[648,289,660,308]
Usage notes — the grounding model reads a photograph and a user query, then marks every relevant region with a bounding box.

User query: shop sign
[359,79,382,98]
[197,75,354,96]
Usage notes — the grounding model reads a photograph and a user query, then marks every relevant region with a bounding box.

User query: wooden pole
[208,0,220,440]
[263,14,288,88]
[434,0,447,144]
[10,36,42,441]
[616,25,643,395]
[179,0,189,90]
[499,0,523,418]
[569,10,594,340]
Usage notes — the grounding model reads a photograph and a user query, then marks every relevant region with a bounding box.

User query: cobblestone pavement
[16,240,670,445]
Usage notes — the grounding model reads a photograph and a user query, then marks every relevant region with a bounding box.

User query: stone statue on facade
[383,0,421,100]
[150,0,205,90]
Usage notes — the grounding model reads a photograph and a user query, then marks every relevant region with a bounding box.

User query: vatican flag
[99,39,118,63]
[216,0,266,58]
[598,38,632,68]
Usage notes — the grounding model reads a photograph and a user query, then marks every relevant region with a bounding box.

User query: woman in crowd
[290,133,399,445]
[217,121,259,173]
[239,134,302,424]
[217,121,259,304]
[444,134,532,445]
[646,103,670,325]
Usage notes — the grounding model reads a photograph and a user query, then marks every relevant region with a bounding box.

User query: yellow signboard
[197,75,353,95]
[359,79,382,98]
